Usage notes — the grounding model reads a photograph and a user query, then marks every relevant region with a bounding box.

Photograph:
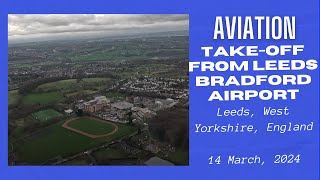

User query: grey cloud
[8,14,188,39]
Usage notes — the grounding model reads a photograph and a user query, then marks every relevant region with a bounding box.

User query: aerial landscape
[8,14,189,166]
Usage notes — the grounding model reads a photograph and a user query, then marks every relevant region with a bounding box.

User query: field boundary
[62,117,118,138]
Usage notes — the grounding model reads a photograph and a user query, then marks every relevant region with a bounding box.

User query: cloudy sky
[9,14,188,42]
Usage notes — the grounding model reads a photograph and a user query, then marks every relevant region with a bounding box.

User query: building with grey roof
[144,157,174,166]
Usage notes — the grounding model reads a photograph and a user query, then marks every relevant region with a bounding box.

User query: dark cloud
[8,14,188,40]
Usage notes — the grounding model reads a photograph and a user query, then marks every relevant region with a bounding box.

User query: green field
[65,90,97,97]
[37,79,77,91]
[60,155,91,165]
[36,78,111,92]
[9,90,20,107]
[9,77,110,107]
[22,92,65,105]
[32,109,63,122]
[105,92,125,99]
[68,117,116,135]
[14,120,136,164]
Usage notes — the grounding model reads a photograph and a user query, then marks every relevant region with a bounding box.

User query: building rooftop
[144,157,174,166]
[64,109,73,113]
[94,96,110,102]
[111,101,133,110]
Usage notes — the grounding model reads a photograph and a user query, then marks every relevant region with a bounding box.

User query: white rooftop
[111,101,133,110]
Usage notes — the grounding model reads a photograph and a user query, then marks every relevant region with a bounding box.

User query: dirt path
[62,117,119,138]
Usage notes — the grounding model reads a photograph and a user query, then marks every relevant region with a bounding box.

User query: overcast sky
[8,14,188,42]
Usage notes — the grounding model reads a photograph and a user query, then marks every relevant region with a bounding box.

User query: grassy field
[60,155,91,165]
[22,92,65,105]
[9,90,20,107]
[36,78,111,92]
[14,120,136,164]
[10,77,110,107]
[105,92,125,99]
[37,79,77,91]
[65,90,97,97]
[68,117,116,135]
[32,109,63,122]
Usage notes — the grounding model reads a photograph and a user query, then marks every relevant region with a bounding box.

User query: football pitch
[32,109,63,122]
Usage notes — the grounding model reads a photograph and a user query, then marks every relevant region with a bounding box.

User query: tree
[126,111,133,125]
[75,109,83,116]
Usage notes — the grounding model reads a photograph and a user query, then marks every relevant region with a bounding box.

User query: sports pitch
[62,117,118,138]
[32,109,63,122]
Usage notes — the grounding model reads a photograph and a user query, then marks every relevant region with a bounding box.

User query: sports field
[14,120,136,164]
[32,109,63,122]
[67,117,117,136]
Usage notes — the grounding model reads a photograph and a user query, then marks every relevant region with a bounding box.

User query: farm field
[32,109,63,122]
[22,92,65,105]
[14,120,136,164]
[67,117,116,135]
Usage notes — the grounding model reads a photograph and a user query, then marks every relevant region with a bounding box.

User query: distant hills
[9,30,189,46]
